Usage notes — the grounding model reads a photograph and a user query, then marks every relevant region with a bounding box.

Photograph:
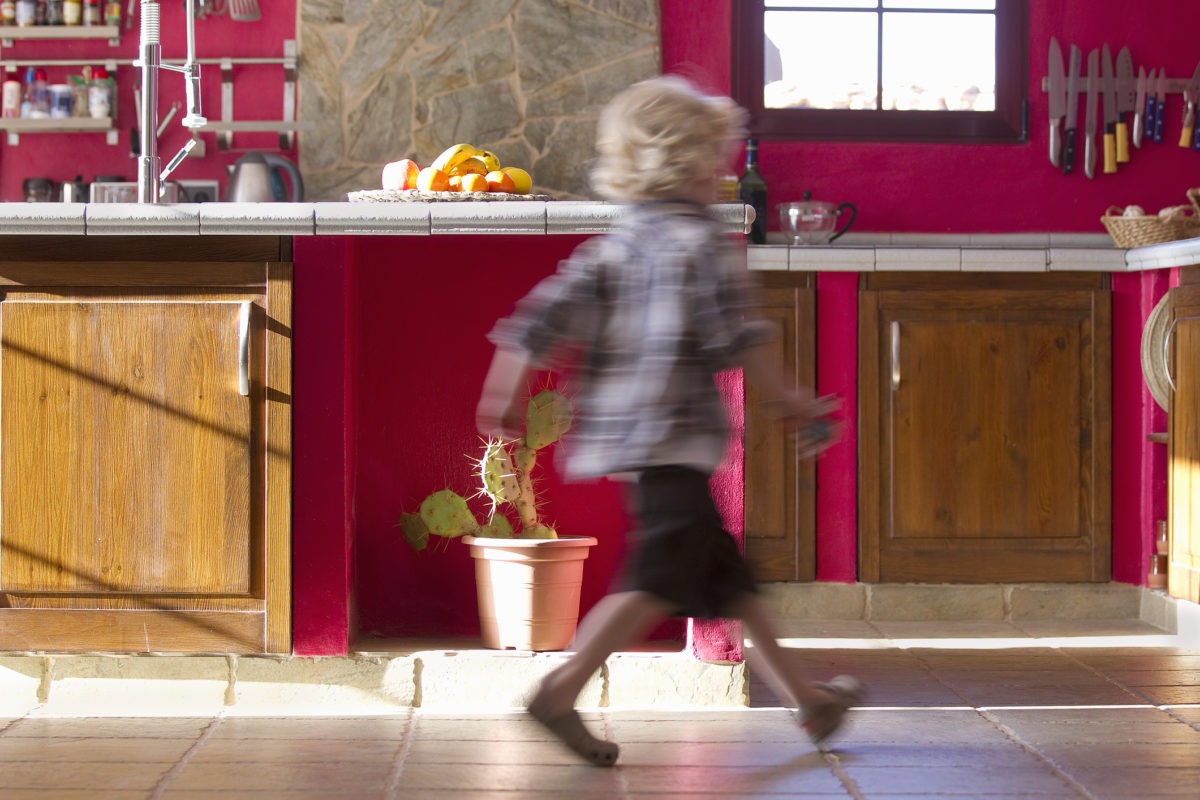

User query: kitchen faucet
[135,0,207,203]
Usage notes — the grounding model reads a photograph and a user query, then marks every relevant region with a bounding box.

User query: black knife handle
[1063,128,1076,174]
[1145,95,1157,140]
[1155,99,1166,143]
[1194,119,1200,150]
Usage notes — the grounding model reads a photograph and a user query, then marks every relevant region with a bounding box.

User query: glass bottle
[62,0,79,24]
[14,0,34,26]
[102,0,117,25]
[45,0,62,24]
[738,138,769,244]
[81,0,98,25]
[20,66,49,118]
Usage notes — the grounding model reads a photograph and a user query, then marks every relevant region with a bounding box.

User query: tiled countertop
[0,201,1192,272]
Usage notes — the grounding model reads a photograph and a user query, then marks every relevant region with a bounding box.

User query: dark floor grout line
[147,713,224,800]
[820,749,866,800]
[384,712,416,799]
[975,707,1099,800]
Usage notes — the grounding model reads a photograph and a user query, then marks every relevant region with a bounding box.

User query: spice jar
[62,0,79,24]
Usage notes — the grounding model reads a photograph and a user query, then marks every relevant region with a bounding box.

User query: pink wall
[0,2,297,202]
[664,0,1200,233]
[287,1,1190,654]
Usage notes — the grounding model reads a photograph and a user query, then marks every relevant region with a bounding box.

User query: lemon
[500,166,532,195]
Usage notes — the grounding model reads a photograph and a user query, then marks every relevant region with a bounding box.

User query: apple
[382,158,421,190]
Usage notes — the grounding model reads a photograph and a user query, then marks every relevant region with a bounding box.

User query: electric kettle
[225,151,304,202]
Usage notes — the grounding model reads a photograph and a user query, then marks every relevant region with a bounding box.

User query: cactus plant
[399,389,572,550]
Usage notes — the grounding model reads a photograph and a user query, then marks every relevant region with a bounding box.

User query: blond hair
[590,75,747,203]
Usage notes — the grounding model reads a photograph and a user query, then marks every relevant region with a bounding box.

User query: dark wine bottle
[738,138,768,244]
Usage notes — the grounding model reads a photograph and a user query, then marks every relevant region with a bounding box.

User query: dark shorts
[619,465,757,619]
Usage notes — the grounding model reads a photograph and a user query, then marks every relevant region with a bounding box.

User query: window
[732,0,1028,143]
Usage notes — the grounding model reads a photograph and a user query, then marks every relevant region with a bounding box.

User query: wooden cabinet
[0,236,292,653]
[1168,279,1200,604]
[744,272,816,581]
[859,273,1111,583]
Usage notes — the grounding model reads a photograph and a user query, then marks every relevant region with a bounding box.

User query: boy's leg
[728,592,862,744]
[535,590,673,712]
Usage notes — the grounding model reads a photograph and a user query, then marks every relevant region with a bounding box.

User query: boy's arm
[476,347,536,439]
[741,341,840,443]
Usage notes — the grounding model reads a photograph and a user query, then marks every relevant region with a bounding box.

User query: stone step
[2,585,1194,717]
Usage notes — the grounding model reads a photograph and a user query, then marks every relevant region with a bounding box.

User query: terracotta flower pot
[463,535,598,651]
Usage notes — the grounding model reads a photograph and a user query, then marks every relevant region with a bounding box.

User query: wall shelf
[0,116,117,145]
[0,25,121,48]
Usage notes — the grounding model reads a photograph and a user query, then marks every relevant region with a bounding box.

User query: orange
[460,173,489,193]
[447,175,463,191]
[485,170,516,193]
[382,158,420,190]
[416,167,450,192]
[450,157,488,176]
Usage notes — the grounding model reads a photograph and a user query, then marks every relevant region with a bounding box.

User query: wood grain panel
[744,272,816,582]
[1,300,252,594]
[860,279,1111,583]
[0,608,265,653]
[1169,286,1200,604]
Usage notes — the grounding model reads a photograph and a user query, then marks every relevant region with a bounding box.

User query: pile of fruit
[382,143,533,195]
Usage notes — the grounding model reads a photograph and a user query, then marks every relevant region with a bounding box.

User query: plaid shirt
[488,201,774,479]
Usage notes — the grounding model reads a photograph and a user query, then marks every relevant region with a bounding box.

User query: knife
[1085,48,1098,179]
[1142,67,1156,144]
[1133,66,1146,149]
[1047,37,1066,168]
[1101,44,1118,173]
[1115,47,1134,161]
[1182,61,1200,148]
[1155,68,1166,143]
[1063,44,1081,174]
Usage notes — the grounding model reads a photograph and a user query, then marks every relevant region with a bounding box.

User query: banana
[448,156,488,177]
[431,143,479,173]
[479,150,502,172]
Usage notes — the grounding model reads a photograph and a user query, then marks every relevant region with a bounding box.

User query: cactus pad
[419,489,478,538]
[525,389,572,450]
[480,515,514,538]
[477,439,520,505]
[398,512,430,551]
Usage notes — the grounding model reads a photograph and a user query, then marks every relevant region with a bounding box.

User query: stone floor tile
[621,759,848,795]
[5,716,213,739]
[164,759,395,793]
[1037,741,1200,769]
[208,715,411,740]
[841,763,1076,795]
[191,735,402,763]
[1052,766,1200,798]
[1,761,168,791]
[0,735,197,762]
[394,762,623,793]
[833,741,1042,768]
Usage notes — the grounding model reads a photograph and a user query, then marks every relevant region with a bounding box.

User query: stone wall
[297,0,660,201]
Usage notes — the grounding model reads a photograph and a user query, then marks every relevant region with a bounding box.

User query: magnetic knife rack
[1040,75,1197,96]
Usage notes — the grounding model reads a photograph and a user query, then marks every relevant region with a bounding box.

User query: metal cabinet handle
[890,321,901,391]
[238,301,251,396]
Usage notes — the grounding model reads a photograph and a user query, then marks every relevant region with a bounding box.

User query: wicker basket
[1101,188,1200,247]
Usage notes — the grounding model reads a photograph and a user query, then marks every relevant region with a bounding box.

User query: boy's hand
[763,392,842,460]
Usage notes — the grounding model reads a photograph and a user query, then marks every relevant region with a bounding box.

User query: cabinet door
[1168,285,1200,603]
[2,301,252,594]
[860,282,1111,582]
[0,252,292,654]
[744,273,816,581]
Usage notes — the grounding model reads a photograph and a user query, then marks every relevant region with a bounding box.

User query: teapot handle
[830,202,857,243]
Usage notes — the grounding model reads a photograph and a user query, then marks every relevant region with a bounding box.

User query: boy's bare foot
[799,674,863,746]
[528,683,619,767]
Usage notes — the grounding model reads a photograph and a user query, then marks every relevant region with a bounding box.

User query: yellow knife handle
[1116,120,1129,162]
[1181,107,1195,148]
[1103,129,1117,173]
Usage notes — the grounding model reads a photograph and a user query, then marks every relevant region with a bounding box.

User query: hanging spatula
[229,0,260,22]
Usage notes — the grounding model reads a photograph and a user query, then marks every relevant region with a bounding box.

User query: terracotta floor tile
[842,763,1076,795]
